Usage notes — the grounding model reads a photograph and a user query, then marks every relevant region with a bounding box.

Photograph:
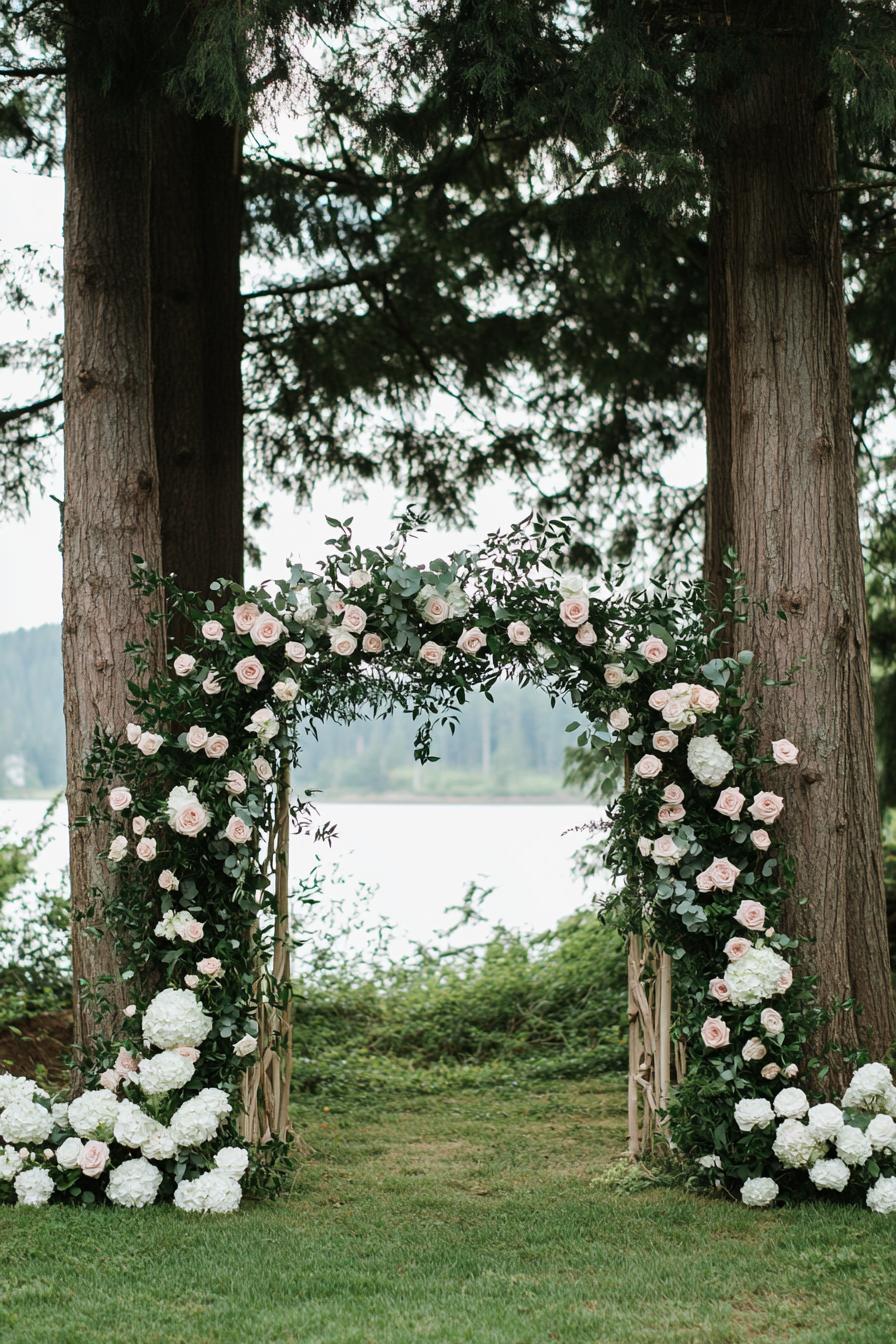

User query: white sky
[0,152,705,635]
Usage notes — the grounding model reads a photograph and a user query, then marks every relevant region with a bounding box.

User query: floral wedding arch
[1,514,895,1215]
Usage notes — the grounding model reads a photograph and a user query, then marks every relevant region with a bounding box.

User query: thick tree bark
[150,109,245,596]
[63,30,164,1059]
[703,5,895,1070]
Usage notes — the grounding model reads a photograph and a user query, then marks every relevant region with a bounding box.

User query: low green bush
[0,806,71,1028]
[291,879,628,1098]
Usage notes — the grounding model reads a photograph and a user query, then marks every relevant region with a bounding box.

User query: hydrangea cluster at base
[0,989,250,1212]
[727,1062,896,1212]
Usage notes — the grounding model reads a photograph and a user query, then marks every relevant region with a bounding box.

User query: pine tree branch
[242,267,390,301]
[0,64,65,78]
[0,392,63,426]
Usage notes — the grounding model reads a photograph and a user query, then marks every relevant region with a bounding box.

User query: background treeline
[0,625,577,798]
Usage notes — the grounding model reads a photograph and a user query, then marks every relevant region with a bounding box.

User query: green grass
[2,1076,895,1344]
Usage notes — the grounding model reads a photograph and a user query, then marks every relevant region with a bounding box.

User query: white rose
[108,836,128,862]
[233,1035,257,1057]
[252,756,273,783]
[603,664,626,688]
[330,627,358,657]
[126,722,142,745]
[246,706,279,742]
[284,641,306,664]
[186,724,209,752]
[55,1136,85,1170]
[419,641,445,667]
[507,621,531,646]
[608,708,630,731]
[348,569,373,589]
[273,679,299,702]
[557,572,588,599]
[138,731,164,756]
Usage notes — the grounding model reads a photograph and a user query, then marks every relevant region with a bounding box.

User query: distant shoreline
[0,791,589,808]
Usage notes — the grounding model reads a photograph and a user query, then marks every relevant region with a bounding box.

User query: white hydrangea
[141,1123,177,1161]
[67,1089,119,1139]
[113,1100,158,1149]
[14,1167,54,1207]
[740,1176,778,1207]
[771,1119,825,1169]
[137,1050,196,1096]
[0,1073,37,1108]
[106,1157,162,1208]
[142,988,212,1050]
[214,1146,249,1179]
[686,735,734,788]
[866,1175,896,1215]
[173,1169,242,1214]
[0,1099,54,1145]
[842,1062,894,1111]
[724,946,792,1007]
[0,1143,24,1181]
[809,1158,851,1193]
[835,1124,873,1167]
[168,1098,222,1148]
[866,1113,896,1153]
[773,1087,809,1120]
[806,1103,844,1142]
[734,1098,775,1133]
[290,586,317,624]
[195,1087,232,1119]
[51,1102,69,1124]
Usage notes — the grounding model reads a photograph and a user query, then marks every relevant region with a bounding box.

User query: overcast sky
[0,149,704,635]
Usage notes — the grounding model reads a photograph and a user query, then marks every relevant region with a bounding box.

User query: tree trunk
[703,4,895,1071]
[63,23,164,1059]
[151,109,245,597]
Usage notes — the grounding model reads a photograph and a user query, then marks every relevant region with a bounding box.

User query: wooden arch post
[239,760,294,1144]
[626,936,685,1157]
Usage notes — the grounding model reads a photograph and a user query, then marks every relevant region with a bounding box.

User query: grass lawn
[1,1076,895,1344]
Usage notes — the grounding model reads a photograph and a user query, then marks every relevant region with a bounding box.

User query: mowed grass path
[2,1077,895,1344]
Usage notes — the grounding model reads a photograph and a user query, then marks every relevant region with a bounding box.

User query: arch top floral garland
[1,512,894,1215]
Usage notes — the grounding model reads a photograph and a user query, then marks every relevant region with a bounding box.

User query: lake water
[0,798,607,957]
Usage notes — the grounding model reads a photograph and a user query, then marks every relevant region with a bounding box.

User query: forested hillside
[0,625,576,798]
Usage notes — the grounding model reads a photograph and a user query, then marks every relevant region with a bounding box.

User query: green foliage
[0,806,70,1027]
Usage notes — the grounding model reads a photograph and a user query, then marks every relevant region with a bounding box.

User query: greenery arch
[1,515,894,1216]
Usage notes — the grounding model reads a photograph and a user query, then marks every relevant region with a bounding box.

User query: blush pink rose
[457,627,487,655]
[179,919,204,944]
[706,857,741,891]
[700,1017,730,1049]
[285,641,307,663]
[235,655,265,688]
[652,730,678,753]
[173,654,196,677]
[638,636,668,664]
[203,672,223,695]
[575,622,598,647]
[362,633,384,654]
[742,1037,767,1062]
[205,734,228,759]
[225,815,252,845]
[184,974,200,989]
[652,835,681,863]
[507,621,531,646]
[559,596,589,629]
[326,593,346,617]
[420,593,449,623]
[186,725,209,752]
[689,685,720,713]
[747,792,784,824]
[648,689,670,710]
[197,957,222,977]
[158,869,179,892]
[771,738,799,765]
[99,1068,120,1091]
[253,757,273,783]
[633,754,662,780]
[78,1141,109,1178]
[783,1063,798,1078]
[658,803,685,825]
[108,787,132,812]
[662,784,685,805]
[126,722,142,745]
[608,708,630,731]
[760,1008,784,1034]
[172,802,209,838]
[135,837,157,862]
[637,836,652,857]
[225,770,246,795]
[723,936,751,961]
[250,614,284,646]
[131,817,147,838]
[695,870,715,893]
[201,620,224,641]
[709,977,730,1002]
[734,899,766,931]
[603,664,626,688]
[714,787,746,821]
[330,628,358,657]
[750,829,771,851]
[341,604,367,635]
[114,1048,137,1076]
[761,1063,781,1080]
[233,602,261,634]
[777,967,794,992]
[175,1046,201,1062]
[419,641,445,667]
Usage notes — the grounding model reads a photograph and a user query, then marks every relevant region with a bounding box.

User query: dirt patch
[0,1009,72,1084]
